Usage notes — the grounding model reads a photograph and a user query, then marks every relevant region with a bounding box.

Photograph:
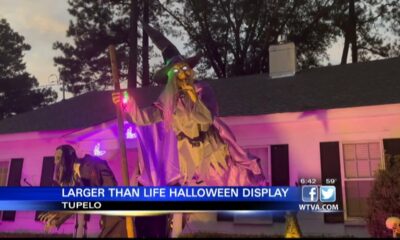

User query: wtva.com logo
[302,185,336,203]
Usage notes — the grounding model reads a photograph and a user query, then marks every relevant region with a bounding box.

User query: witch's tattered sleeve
[187,97,213,125]
[96,160,118,186]
[80,156,118,187]
[195,81,219,117]
[124,95,163,126]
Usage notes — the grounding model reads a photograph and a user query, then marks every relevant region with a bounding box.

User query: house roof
[1,57,400,134]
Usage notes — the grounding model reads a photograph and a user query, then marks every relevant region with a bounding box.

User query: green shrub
[366,154,400,237]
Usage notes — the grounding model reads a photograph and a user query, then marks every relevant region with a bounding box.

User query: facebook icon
[302,185,319,202]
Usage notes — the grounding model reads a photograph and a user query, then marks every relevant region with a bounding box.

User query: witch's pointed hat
[143,24,202,84]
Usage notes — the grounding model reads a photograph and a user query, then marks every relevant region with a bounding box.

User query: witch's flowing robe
[126,81,265,186]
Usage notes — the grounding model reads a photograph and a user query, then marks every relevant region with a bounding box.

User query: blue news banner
[0,186,340,212]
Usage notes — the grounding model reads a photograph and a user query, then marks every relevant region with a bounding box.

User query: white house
[0,56,400,237]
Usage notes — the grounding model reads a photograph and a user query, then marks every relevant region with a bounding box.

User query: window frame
[242,144,271,186]
[339,139,385,222]
[234,145,273,225]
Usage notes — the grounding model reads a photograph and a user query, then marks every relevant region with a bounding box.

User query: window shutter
[320,142,344,223]
[2,158,24,221]
[271,145,290,186]
[35,156,55,221]
[271,144,289,222]
[383,138,400,167]
[383,138,400,155]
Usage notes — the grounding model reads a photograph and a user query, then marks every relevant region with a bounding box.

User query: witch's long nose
[177,70,187,80]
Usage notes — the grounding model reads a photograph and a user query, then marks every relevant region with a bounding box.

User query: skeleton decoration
[39,145,126,238]
[386,217,400,238]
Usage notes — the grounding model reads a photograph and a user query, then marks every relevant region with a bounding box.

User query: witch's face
[172,62,194,88]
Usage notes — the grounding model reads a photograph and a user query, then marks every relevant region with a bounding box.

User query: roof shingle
[1,57,399,134]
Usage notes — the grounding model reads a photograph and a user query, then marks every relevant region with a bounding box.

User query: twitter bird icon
[320,186,336,202]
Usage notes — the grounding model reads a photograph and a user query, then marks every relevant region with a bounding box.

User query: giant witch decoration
[113,24,265,187]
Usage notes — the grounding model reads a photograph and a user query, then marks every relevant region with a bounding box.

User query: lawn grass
[0,231,358,238]
[0,232,73,238]
[179,232,357,238]
[179,232,283,238]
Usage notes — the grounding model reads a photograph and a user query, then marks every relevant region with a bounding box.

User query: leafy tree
[366,154,400,237]
[333,0,400,64]
[54,0,166,95]
[382,0,400,56]
[56,0,399,91]
[0,19,57,120]
[54,0,129,95]
[159,0,341,78]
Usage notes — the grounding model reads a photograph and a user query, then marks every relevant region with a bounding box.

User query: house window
[342,142,382,218]
[235,146,272,224]
[245,147,270,185]
[0,160,10,220]
[217,146,271,223]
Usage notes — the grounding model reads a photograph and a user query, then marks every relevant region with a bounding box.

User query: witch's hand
[180,83,198,102]
[38,212,59,233]
[112,91,131,110]
[112,92,122,105]
[44,220,57,233]
[112,92,120,105]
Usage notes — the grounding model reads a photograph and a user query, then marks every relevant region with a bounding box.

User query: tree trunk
[341,0,357,65]
[142,0,150,87]
[128,0,139,89]
[341,34,350,65]
[349,0,358,63]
